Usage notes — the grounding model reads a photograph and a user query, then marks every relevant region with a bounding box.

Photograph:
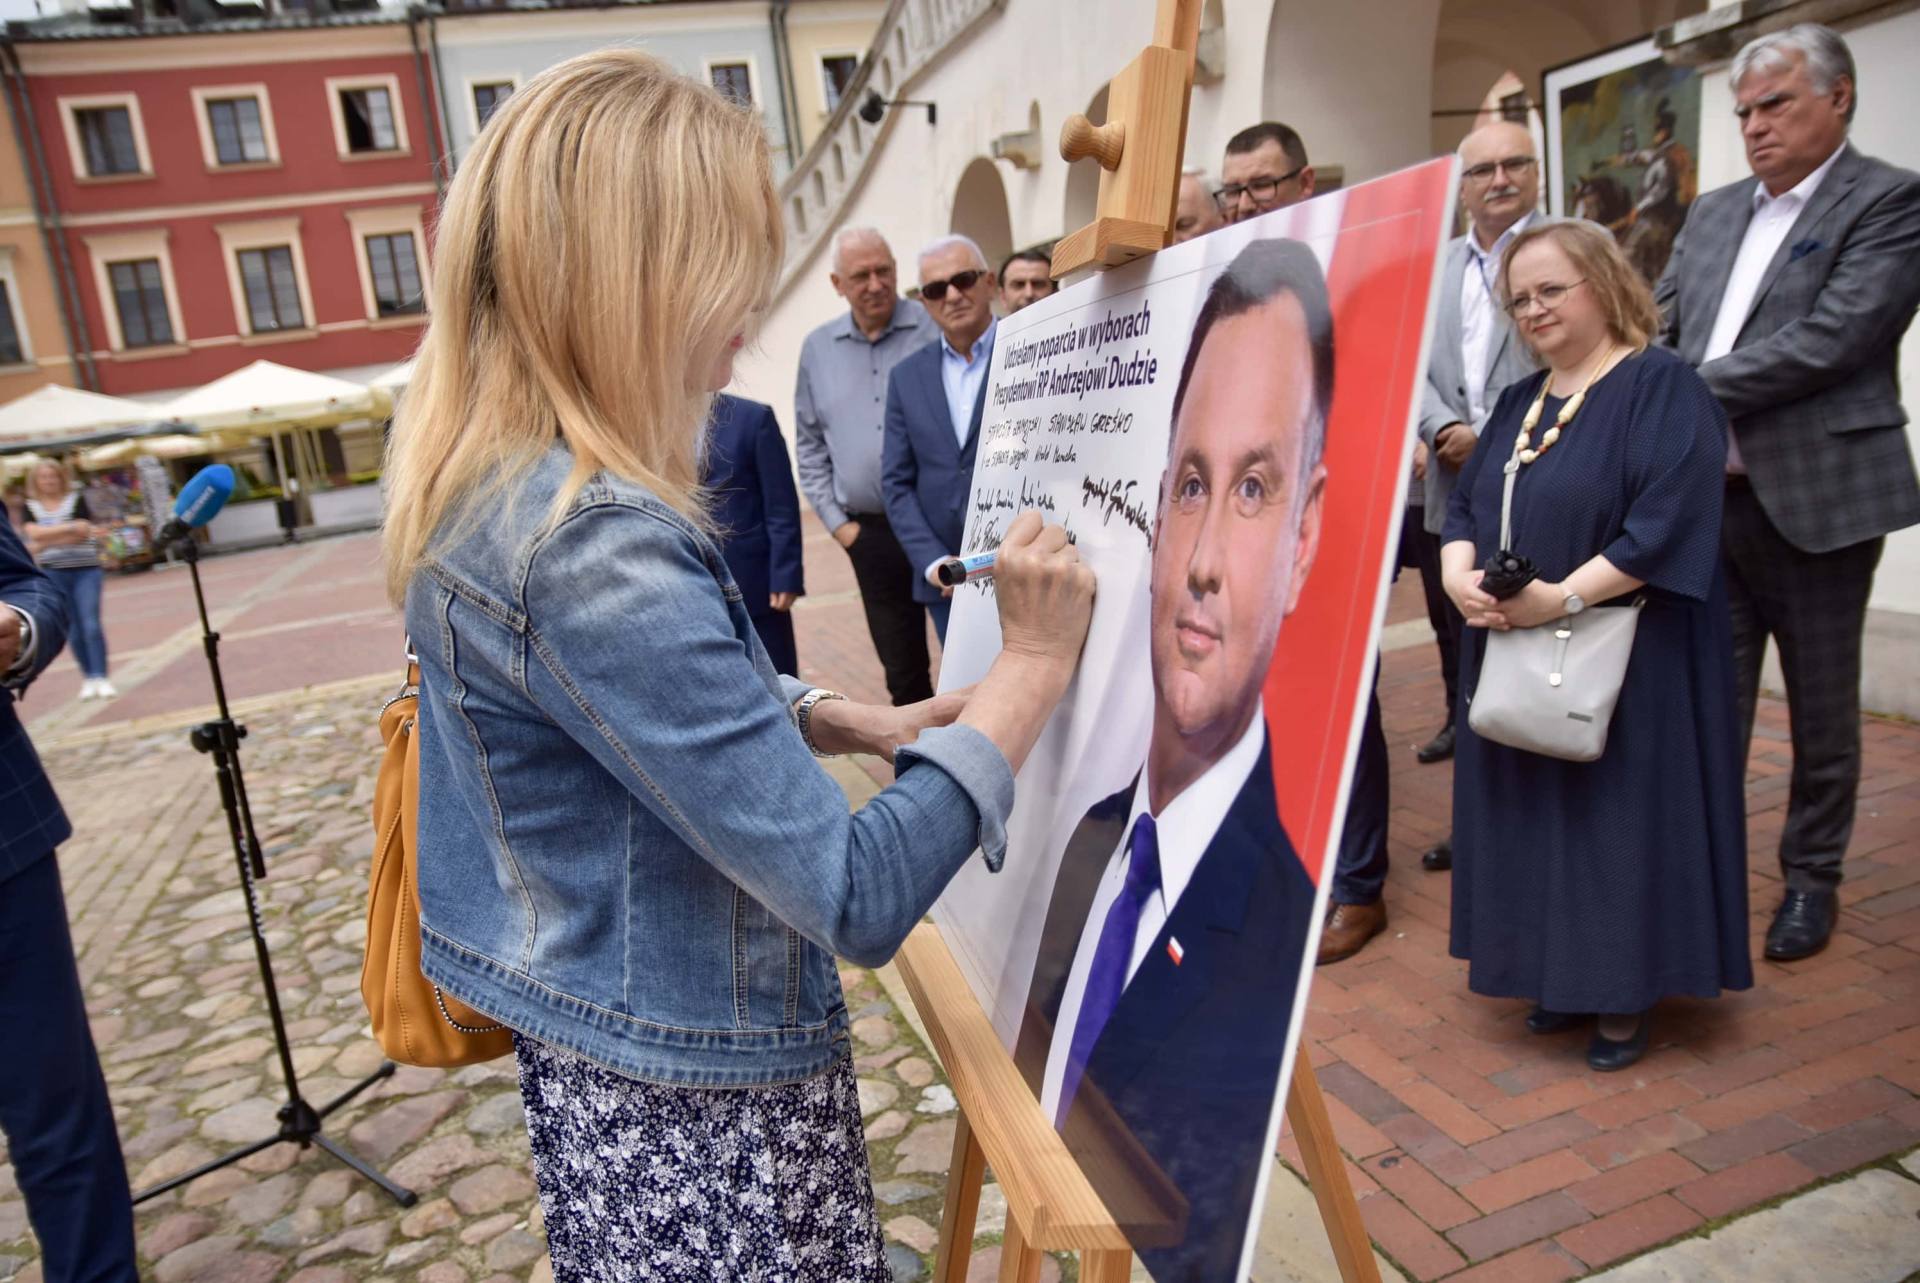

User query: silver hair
[1182,164,1212,186]
[830,226,891,275]
[917,233,989,273]
[1732,23,1856,122]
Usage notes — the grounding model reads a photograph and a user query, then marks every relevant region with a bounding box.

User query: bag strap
[1499,454,1519,550]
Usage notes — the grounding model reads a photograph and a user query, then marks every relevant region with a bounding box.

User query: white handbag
[1466,456,1641,763]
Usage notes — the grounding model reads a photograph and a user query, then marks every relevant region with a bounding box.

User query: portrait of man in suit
[1012,238,1331,1282]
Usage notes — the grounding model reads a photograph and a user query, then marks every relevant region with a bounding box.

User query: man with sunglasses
[881,234,999,642]
[1409,123,1542,831]
[1217,121,1315,224]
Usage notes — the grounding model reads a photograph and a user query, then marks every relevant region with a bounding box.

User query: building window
[821,54,859,112]
[708,61,754,107]
[75,106,140,176]
[109,259,174,349]
[339,86,398,153]
[207,96,270,165]
[236,246,304,332]
[0,282,22,367]
[365,232,423,316]
[472,81,512,129]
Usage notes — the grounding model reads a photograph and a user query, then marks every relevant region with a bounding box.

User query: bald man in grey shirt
[795,227,939,704]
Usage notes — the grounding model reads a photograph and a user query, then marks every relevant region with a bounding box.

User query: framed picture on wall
[1544,36,1702,285]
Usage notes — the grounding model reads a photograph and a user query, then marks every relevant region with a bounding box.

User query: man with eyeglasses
[796,227,940,705]
[1217,122,1315,224]
[881,234,999,643]
[1409,123,1543,862]
[1657,23,1920,963]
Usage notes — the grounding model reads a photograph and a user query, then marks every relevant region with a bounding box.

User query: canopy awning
[0,384,161,445]
[369,358,414,393]
[163,360,392,434]
[76,433,217,470]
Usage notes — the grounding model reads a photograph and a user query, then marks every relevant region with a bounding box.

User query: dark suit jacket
[706,394,804,617]
[1,516,72,884]
[1013,731,1318,1283]
[881,334,990,605]
[1655,145,1920,553]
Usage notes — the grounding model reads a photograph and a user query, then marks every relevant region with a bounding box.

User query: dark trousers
[1723,480,1883,893]
[0,855,135,1282]
[841,512,933,706]
[749,612,798,678]
[1332,662,1391,906]
[1405,516,1463,720]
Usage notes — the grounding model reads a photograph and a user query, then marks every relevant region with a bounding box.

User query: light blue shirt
[939,319,996,446]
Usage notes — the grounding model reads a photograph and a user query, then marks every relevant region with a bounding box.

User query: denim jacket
[405,446,1013,1087]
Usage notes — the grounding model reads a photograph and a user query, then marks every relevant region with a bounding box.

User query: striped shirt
[24,493,101,571]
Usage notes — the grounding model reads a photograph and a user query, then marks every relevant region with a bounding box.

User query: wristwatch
[1561,591,1587,616]
[793,688,847,758]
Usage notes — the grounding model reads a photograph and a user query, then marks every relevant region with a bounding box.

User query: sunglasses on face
[1213,165,1306,211]
[921,270,984,302]
[1463,155,1537,185]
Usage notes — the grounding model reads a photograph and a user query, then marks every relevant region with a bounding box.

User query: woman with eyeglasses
[1440,220,1750,1072]
[382,50,1095,1279]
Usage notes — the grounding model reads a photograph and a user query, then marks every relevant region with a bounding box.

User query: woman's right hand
[992,511,1096,675]
[1446,567,1501,628]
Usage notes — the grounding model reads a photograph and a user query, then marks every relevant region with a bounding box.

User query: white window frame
[83,227,186,354]
[57,92,154,183]
[345,205,431,325]
[190,83,282,171]
[463,73,518,138]
[324,74,410,161]
[0,249,34,371]
[816,49,861,115]
[215,216,317,340]
[701,55,761,110]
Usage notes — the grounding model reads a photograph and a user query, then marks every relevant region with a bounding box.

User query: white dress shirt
[1461,212,1534,427]
[1039,703,1267,1121]
[1704,143,1847,472]
[939,318,996,448]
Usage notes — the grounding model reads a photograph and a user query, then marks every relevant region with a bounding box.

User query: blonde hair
[28,458,74,501]
[1498,220,1661,353]
[382,49,782,604]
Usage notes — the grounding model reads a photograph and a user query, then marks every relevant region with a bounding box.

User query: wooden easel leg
[933,1111,988,1283]
[1285,1059,1382,1283]
[997,1217,1045,1283]
[1080,1247,1133,1283]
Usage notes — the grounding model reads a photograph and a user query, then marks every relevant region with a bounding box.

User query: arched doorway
[950,157,1014,271]
[1060,84,1108,240]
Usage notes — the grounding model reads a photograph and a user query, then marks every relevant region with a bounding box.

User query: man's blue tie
[1057,812,1161,1127]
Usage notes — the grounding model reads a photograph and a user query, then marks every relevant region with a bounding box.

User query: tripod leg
[312,1134,418,1207]
[133,1133,285,1204]
[314,1062,398,1119]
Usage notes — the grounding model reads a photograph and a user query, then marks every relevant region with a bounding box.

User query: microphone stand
[132,532,416,1207]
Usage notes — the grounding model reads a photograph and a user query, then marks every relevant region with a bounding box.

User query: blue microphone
[159,464,236,544]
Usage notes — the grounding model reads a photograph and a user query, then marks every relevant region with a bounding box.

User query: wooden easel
[902,3,1384,1280]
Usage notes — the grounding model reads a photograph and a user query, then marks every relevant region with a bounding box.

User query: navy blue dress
[1442,347,1752,1014]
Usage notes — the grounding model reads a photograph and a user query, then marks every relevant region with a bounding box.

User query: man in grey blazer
[1411,120,1543,868]
[1656,23,1920,961]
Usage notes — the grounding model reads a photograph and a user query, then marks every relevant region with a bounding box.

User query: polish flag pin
[1166,937,1185,966]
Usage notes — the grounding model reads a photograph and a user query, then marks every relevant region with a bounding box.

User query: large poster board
[930,158,1457,1281]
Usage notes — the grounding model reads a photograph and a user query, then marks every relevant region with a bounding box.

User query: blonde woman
[1441,222,1750,1073]
[22,459,114,698]
[381,50,1093,1279]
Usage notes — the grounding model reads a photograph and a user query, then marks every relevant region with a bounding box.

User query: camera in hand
[1480,548,1539,600]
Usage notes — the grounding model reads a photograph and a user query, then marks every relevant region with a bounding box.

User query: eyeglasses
[921,269,984,301]
[1213,165,1307,212]
[1504,279,1587,317]
[1463,155,1537,185]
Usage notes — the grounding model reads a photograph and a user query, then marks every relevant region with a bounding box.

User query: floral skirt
[514,1034,891,1283]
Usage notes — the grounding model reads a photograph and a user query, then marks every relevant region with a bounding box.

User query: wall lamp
[859,89,936,126]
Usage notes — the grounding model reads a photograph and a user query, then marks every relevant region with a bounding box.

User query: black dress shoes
[1421,841,1452,872]
[1588,1012,1653,1072]
[1525,1006,1589,1035]
[1415,723,1456,764]
[1765,890,1838,961]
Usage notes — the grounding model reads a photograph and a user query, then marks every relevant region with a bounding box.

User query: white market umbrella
[163,359,391,433]
[0,384,155,443]
[369,358,414,394]
[77,433,213,470]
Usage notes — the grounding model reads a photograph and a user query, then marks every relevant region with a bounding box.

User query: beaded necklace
[1512,345,1625,466]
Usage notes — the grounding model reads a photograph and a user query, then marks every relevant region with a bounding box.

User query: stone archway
[950,157,1014,271]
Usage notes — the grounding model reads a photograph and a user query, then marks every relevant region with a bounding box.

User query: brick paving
[2,518,1915,1280]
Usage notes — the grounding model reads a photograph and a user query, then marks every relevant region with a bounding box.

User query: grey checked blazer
[1655,145,1920,554]
[1418,232,1540,534]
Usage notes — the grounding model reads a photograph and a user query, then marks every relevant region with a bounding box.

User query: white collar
[1126,700,1267,914]
[1754,141,1847,210]
[943,318,996,364]
[1468,209,1535,261]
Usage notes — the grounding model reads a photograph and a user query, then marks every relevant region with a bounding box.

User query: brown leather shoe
[1318,900,1387,965]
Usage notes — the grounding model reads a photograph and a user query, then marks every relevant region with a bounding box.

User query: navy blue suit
[706,395,805,676]
[1014,732,1318,1282]
[881,336,990,623]
[1,517,135,1282]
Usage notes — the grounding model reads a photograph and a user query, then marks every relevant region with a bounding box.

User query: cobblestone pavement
[4,520,1917,1282]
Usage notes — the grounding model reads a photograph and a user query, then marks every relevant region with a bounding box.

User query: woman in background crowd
[21,459,114,699]
[1442,221,1750,1072]
[381,50,1094,1280]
